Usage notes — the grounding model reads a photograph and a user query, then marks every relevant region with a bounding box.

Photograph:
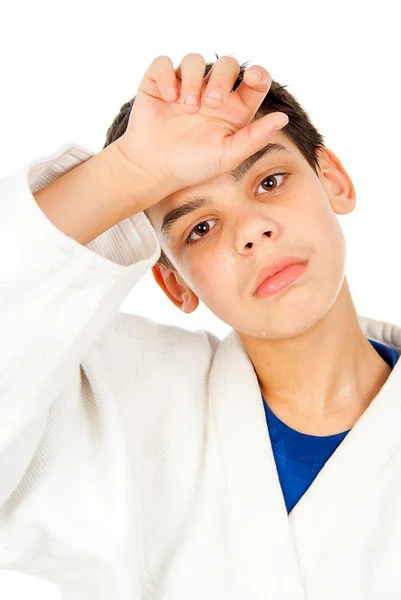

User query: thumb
[222,113,289,172]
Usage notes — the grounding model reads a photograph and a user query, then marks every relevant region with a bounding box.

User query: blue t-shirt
[262,338,400,514]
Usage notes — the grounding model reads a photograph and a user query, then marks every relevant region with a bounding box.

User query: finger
[175,53,207,113]
[139,55,179,103]
[221,112,289,173]
[202,56,240,109]
[234,66,273,121]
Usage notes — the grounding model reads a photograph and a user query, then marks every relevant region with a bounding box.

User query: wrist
[106,140,172,215]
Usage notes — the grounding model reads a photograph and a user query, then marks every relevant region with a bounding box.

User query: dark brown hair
[103,54,326,272]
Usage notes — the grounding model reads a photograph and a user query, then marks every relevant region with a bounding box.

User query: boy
[0,52,400,599]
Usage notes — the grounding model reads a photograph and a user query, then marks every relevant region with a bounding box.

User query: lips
[254,256,307,294]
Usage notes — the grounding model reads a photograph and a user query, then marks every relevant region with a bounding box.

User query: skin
[146,128,392,436]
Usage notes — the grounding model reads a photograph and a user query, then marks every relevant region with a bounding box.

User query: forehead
[159,139,290,204]
[149,132,297,235]
[162,132,299,197]
[146,130,301,240]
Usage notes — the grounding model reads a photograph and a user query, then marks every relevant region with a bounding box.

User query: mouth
[254,256,308,298]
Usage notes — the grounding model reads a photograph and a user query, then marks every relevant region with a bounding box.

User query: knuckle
[178,54,207,100]
[216,55,240,70]
[155,54,173,64]
[204,64,240,100]
[219,55,239,65]
[179,53,206,79]
[183,52,206,64]
[207,57,240,88]
[182,75,203,91]
[149,55,174,77]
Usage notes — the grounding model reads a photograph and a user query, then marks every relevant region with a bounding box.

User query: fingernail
[184,95,198,106]
[248,68,269,84]
[249,68,263,78]
[274,116,289,130]
[166,86,177,99]
[206,89,223,101]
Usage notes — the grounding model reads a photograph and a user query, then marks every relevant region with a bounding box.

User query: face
[147,130,356,340]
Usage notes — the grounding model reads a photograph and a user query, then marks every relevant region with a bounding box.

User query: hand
[115,53,289,209]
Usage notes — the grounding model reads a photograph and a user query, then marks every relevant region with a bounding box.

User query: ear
[151,264,200,314]
[316,147,356,215]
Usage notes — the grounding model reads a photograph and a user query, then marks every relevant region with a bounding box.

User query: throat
[261,357,393,437]
[263,400,359,436]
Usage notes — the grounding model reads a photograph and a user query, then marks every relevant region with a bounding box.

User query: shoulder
[99,309,222,364]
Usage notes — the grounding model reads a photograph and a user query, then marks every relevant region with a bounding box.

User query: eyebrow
[160,142,291,239]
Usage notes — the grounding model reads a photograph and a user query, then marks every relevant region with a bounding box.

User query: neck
[238,278,392,436]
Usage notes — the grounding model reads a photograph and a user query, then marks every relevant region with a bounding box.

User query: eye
[256,172,289,195]
[184,171,291,246]
[185,218,217,245]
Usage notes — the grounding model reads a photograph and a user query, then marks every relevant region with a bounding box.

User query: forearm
[33,141,163,246]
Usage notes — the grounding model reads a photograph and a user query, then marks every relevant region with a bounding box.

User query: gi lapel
[210,316,401,591]
[210,329,306,600]
[288,315,401,579]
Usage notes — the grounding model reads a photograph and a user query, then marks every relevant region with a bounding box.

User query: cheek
[186,252,238,302]
[304,204,347,296]
[316,206,346,257]
[302,197,346,248]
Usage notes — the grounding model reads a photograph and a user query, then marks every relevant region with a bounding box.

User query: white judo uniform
[1,143,401,600]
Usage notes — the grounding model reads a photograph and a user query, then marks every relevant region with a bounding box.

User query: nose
[244,230,273,249]
[236,214,279,255]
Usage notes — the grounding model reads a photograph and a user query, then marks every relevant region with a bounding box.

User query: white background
[0,0,399,596]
